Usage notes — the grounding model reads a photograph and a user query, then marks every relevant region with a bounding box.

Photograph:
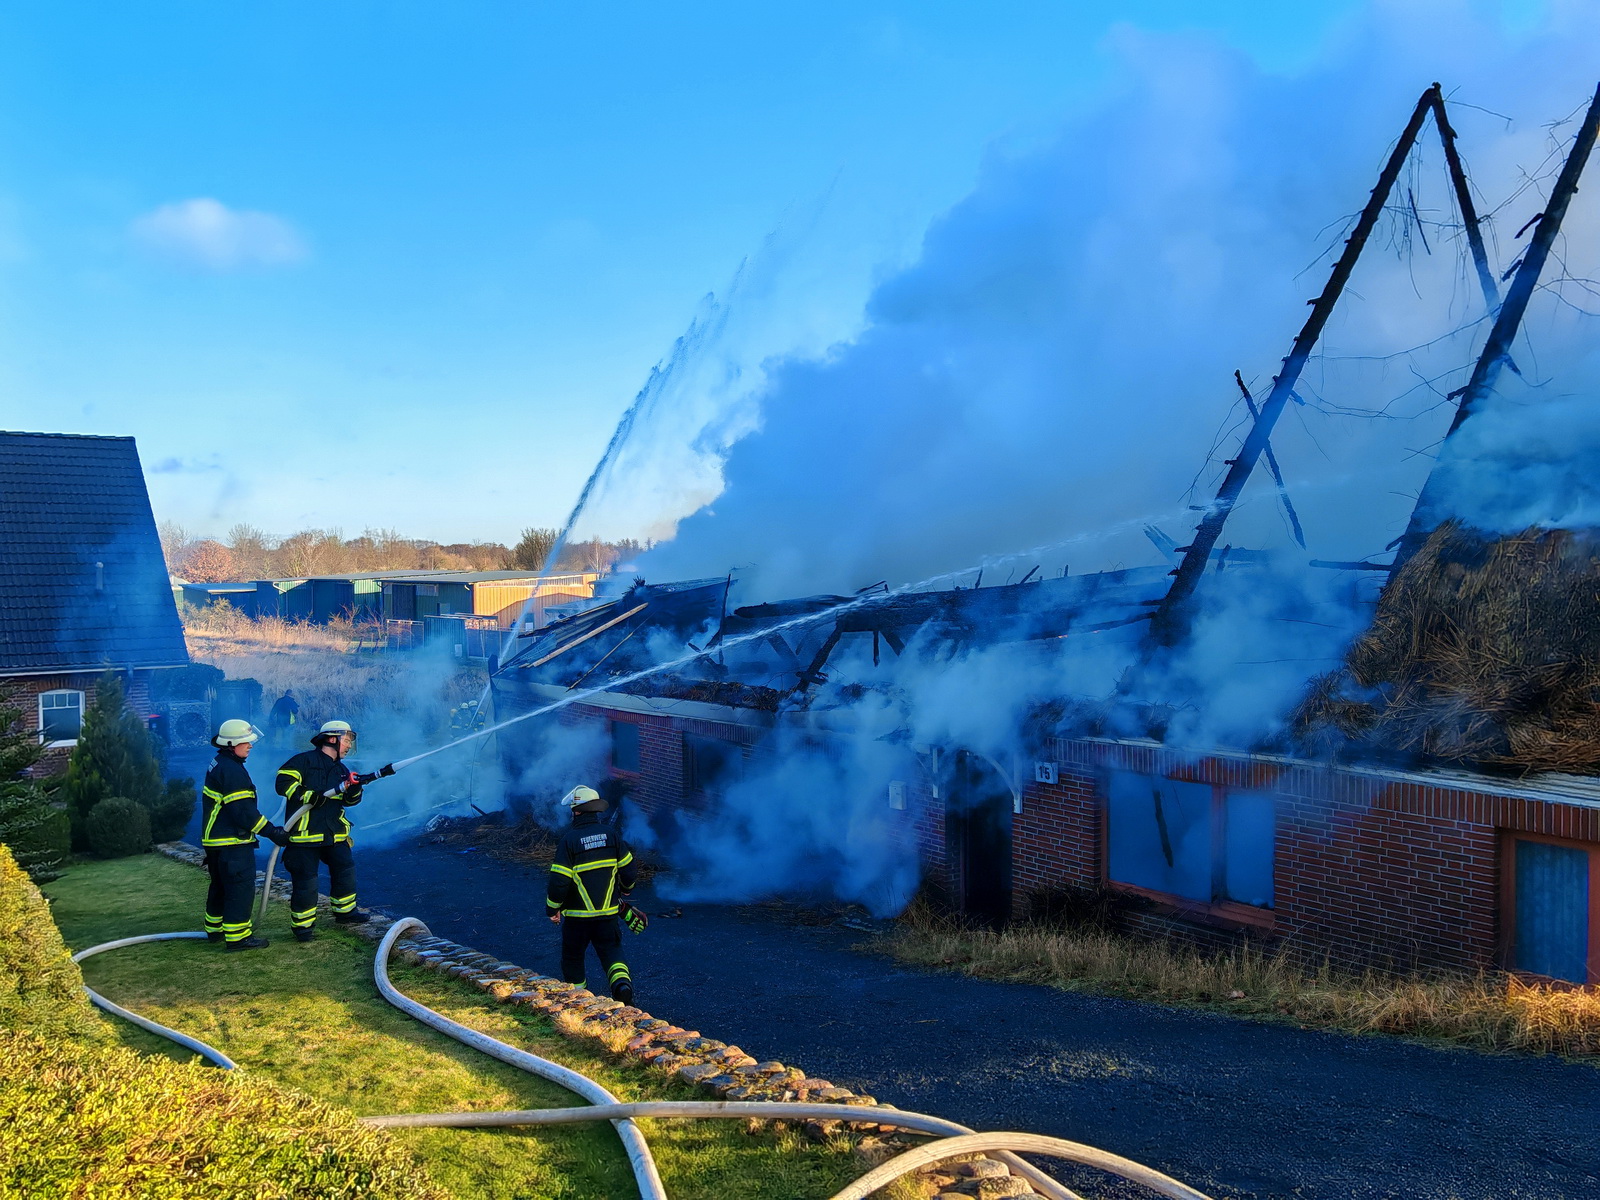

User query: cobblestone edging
[154,842,1040,1199]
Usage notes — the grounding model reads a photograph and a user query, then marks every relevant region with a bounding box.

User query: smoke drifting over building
[468,3,1600,971]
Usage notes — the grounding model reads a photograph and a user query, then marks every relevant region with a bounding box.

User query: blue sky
[0,1,1405,543]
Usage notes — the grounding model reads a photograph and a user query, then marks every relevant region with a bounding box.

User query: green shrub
[0,1032,448,1199]
[151,777,197,843]
[0,698,66,881]
[64,672,162,849]
[84,797,151,859]
[0,843,107,1043]
[0,793,70,884]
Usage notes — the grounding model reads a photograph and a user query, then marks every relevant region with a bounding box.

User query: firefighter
[202,719,289,951]
[275,720,368,942]
[547,785,645,1002]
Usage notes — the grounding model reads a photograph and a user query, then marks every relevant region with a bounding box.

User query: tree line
[160,522,648,583]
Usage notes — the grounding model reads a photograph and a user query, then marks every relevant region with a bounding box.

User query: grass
[45,854,881,1200]
[885,900,1600,1059]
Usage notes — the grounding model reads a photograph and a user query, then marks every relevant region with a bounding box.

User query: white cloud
[130,197,308,270]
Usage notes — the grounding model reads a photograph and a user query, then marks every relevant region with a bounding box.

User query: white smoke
[640,3,1600,599]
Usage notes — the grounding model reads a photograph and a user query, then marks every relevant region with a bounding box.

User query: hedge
[0,843,446,1198]
[0,843,105,1043]
[0,1033,449,1200]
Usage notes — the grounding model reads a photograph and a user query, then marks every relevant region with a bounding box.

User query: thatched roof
[1294,522,1600,773]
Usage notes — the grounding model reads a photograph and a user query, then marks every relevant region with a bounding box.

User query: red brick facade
[563,698,1600,979]
[1,669,163,777]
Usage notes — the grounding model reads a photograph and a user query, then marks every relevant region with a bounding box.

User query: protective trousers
[283,841,357,932]
[560,915,632,1001]
[204,845,257,944]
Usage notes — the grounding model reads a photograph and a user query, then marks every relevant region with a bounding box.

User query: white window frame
[39,688,85,748]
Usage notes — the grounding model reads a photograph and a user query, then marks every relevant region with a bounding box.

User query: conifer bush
[84,797,151,859]
[0,699,68,881]
[63,672,192,851]
[151,777,198,843]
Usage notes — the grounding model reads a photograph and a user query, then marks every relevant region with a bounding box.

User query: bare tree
[512,527,559,572]
[158,521,193,576]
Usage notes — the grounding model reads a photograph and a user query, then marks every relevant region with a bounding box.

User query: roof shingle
[0,431,189,673]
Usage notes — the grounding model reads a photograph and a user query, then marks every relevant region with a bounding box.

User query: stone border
[155,841,1040,1198]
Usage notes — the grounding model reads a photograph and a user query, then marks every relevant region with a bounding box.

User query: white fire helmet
[560,785,601,809]
[214,719,263,748]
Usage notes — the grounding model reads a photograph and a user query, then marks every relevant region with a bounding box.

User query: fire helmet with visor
[214,719,263,748]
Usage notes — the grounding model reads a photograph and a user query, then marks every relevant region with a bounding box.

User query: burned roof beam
[1390,81,1600,576]
[1148,85,1443,648]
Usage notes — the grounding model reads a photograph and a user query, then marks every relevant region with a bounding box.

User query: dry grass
[181,604,377,655]
[885,902,1600,1058]
[183,607,483,742]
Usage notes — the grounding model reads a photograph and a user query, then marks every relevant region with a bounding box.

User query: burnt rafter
[1148,83,1500,648]
[1391,81,1600,575]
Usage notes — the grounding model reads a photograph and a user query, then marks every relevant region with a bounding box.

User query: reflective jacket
[201,752,276,848]
[546,813,637,918]
[274,749,362,844]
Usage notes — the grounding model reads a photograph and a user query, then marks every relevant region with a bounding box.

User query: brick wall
[1040,738,1600,974]
[1,670,112,776]
[554,698,1600,977]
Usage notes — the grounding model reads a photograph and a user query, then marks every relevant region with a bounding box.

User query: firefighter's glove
[620,901,648,935]
[263,825,291,848]
[342,782,364,803]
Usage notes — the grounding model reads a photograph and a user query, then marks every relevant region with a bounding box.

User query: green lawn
[45,855,872,1200]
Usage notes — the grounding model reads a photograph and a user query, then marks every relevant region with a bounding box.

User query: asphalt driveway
[355,841,1598,1199]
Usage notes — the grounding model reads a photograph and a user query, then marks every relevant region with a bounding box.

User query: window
[1105,770,1274,912]
[684,734,740,799]
[39,689,84,746]
[611,720,640,773]
[1505,833,1598,984]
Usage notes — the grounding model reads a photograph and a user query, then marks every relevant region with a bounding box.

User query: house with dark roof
[0,431,190,773]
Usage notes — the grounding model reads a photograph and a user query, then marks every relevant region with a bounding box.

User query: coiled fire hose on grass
[72,918,1213,1200]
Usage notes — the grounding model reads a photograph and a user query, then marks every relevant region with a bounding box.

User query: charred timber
[1147,85,1441,648]
[1390,81,1600,575]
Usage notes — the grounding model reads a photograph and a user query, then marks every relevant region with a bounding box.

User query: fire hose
[70,908,1214,1200]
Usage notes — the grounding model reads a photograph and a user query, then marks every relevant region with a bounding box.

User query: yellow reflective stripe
[251,815,267,833]
[572,875,595,913]
[550,864,578,879]
[546,897,563,910]
[618,851,634,867]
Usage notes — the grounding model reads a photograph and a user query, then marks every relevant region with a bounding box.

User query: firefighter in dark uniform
[202,719,289,951]
[547,785,646,1002]
[274,720,369,942]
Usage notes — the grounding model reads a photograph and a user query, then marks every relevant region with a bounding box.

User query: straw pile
[1294,522,1600,772]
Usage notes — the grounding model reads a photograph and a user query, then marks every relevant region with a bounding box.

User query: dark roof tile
[0,431,189,673]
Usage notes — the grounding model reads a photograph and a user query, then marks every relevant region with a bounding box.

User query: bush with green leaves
[0,699,68,882]
[84,797,151,859]
[62,671,201,851]
[151,777,197,843]
[0,842,106,1043]
[0,842,444,1198]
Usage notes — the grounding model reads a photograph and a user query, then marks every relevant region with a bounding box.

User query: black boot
[207,932,224,943]
[293,928,315,943]
[334,910,371,925]
[225,934,270,952]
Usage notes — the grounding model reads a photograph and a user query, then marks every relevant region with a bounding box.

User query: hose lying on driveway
[72,916,1214,1200]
